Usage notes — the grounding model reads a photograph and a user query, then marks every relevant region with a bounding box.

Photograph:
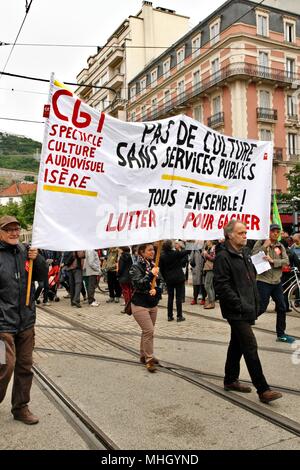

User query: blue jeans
[257,281,286,337]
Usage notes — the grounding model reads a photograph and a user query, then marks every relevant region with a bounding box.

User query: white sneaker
[90,301,99,307]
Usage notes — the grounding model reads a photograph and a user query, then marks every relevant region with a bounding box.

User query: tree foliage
[278,163,300,211]
[0,192,36,228]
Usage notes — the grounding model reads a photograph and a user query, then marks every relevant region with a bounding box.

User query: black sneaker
[177,316,186,322]
[168,317,174,321]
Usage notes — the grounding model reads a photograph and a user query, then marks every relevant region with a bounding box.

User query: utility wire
[0,117,44,124]
[0,0,34,81]
[0,42,296,52]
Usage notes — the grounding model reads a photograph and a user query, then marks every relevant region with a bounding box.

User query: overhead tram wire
[0,0,34,82]
[0,1,270,54]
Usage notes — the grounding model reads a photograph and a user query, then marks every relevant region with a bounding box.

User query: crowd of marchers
[1,213,300,425]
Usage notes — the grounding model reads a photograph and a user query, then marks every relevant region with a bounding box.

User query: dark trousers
[34,277,49,303]
[68,268,83,305]
[193,285,200,301]
[107,271,122,299]
[224,321,269,395]
[257,281,286,337]
[0,327,35,412]
[87,275,98,304]
[167,282,185,319]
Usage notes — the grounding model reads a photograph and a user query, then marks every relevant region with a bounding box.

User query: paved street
[1,286,300,450]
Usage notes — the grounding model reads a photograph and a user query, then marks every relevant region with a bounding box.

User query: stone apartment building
[76,1,190,121]
[127,0,300,194]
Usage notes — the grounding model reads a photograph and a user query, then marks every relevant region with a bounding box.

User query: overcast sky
[0,0,225,143]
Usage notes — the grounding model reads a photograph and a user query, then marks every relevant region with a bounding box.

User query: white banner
[32,79,273,250]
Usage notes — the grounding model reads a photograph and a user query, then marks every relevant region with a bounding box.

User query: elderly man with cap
[0,215,48,424]
[252,223,294,343]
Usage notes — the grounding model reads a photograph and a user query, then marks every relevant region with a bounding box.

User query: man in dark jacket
[0,215,48,424]
[213,219,282,404]
[159,240,189,322]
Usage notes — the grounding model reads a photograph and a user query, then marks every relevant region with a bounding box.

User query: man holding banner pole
[0,215,48,425]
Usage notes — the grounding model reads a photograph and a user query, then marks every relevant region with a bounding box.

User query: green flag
[272,194,282,236]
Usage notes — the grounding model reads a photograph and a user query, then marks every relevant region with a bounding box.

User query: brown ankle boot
[146,359,157,373]
[13,407,39,425]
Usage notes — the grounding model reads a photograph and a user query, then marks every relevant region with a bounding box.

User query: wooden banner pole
[26,259,34,306]
[151,240,163,289]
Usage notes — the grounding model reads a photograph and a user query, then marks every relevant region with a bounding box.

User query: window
[151,69,157,88]
[100,72,108,86]
[9,197,13,204]
[213,96,221,115]
[286,58,295,79]
[100,95,108,111]
[284,21,295,43]
[259,52,269,72]
[260,90,270,108]
[130,86,136,100]
[260,129,272,141]
[140,78,147,93]
[288,133,297,155]
[257,13,268,36]
[210,21,220,45]
[152,98,158,115]
[287,96,296,117]
[192,35,201,58]
[141,105,147,120]
[164,90,171,107]
[177,49,184,69]
[131,111,136,122]
[211,58,220,75]
[193,70,201,91]
[163,60,171,78]
[194,105,203,122]
[178,80,185,96]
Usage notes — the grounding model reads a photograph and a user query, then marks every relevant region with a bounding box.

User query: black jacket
[117,253,133,284]
[159,249,189,285]
[0,242,48,333]
[129,259,161,308]
[213,241,260,323]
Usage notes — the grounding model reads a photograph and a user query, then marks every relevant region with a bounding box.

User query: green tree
[278,163,300,211]
[20,191,36,226]
[0,192,36,228]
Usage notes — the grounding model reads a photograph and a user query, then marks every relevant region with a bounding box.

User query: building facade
[76,1,189,121]
[127,0,300,193]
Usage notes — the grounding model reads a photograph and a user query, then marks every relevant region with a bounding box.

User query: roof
[0,182,37,198]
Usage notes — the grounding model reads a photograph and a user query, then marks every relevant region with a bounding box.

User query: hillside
[0,132,41,156]
[0,132,41,173]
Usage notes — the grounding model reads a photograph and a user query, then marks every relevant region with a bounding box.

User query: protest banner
[32,77,273,250]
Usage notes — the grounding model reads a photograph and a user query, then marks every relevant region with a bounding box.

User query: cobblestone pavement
[1,286,300,450]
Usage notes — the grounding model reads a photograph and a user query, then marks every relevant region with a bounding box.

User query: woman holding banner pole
[129,243,161,373]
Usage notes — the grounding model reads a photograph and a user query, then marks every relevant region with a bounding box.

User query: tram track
[35,322,295,356]
[33,364,118,450]
[35,305,300,441]
[34,346,300,397]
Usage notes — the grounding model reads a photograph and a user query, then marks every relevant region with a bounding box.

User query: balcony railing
[273,147,283,161]
[109,97,126,111]
[208,112,224,128]
[289,154,300,162]
[132,62,299,122]
[256,107,278,121]
[287,114,298,121]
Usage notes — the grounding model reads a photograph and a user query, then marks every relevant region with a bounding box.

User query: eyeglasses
[1,227,21,234]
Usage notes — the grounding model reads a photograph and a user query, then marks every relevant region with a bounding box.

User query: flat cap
[270,223,281,231]
[0,215,21,229]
